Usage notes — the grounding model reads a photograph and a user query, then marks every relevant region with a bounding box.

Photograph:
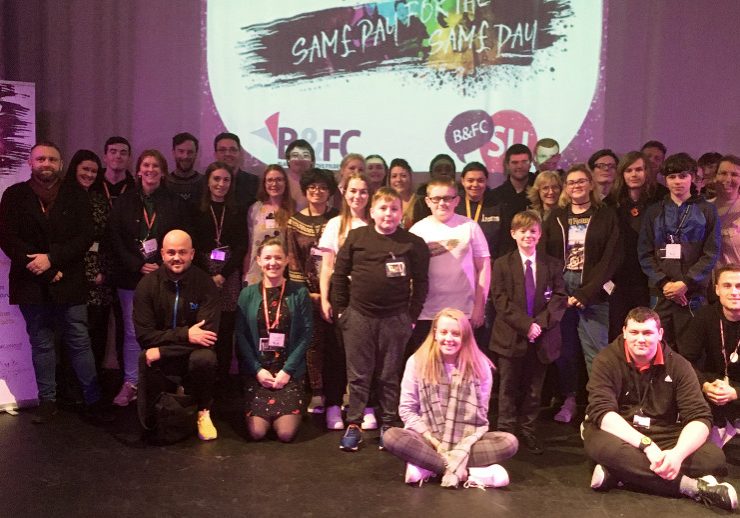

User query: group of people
[1,132,740,510]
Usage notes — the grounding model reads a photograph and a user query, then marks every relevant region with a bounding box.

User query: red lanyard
[103,182,126,207]
[209,204,226,246]
[262,281,286,331]
[142,207,156,233]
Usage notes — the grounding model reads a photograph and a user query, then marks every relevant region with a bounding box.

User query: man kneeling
[583,307,737,510]
[134,230,221,441]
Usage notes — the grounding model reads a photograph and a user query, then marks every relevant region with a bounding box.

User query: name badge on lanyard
[385,252,406,278]
[140,238,158,259]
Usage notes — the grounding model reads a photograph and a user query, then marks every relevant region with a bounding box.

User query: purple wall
[1,0,738,168]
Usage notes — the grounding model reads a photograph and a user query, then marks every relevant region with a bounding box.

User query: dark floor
[1,388,737,518]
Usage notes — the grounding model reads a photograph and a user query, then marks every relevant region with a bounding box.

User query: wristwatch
[638,436,652,451]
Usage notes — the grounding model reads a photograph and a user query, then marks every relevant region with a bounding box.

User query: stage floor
[1,393,737,517]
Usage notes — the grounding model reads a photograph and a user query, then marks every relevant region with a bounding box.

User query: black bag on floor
[150,391,197,445]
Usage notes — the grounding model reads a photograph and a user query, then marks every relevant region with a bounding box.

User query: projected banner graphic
[203,0,605,177]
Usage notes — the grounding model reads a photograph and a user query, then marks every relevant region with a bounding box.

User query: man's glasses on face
[217,147,239,154]
[427,195,458,204]
[289,152,312,161]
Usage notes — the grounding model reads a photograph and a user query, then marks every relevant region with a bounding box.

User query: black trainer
[31,400,58,424]
[695,479,738,511]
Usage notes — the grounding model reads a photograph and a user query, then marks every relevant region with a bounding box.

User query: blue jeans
[556,271,610,395]
[19,303,101,404]
[117,288,140,384]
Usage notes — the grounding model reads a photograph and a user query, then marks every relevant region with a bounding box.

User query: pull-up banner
[0,80,37,411]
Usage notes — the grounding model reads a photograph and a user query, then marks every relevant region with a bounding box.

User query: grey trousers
[339,306,412,426]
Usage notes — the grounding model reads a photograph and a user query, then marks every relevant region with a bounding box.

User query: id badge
[660,243,681,259]
[633,414,651,429]
[140,238,158,258]
[265,218,277,229]
[603,280,615,295]
[210,247,227,262]
[260,333,285,351]
[88,241,100,253]
[385,259,406,278]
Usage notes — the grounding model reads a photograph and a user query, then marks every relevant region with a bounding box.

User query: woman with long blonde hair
[383,308,518,488]
[317,172,370,430]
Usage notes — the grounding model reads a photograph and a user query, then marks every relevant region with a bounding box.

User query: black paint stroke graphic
[236,0,572,89]
[0,83,32,176]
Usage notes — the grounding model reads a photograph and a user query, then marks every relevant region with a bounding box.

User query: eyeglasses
[565,178,589,187]
[216,147,239,154]
[307,184,328,192]
[427,195,457,204]
[540,185,560,192]
[289,152,312,161]
[265,178,285,184]
[593,163,616,171]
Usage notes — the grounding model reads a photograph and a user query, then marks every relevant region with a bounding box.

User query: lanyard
[103,182,126,207]
[465,196,482,222]
[171,281,180,329]
[660,201,691,243]
[209,203,226,246]
[306,205,328,240]
[142,206,156,235]
[719,320,740,380]
[262,281,286,331]
[629,360,656,416]
[38,197,48,216]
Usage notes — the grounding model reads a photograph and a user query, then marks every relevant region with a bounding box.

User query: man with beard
[134,229,221,441]
[213,132,258,208]
[0,142,111,423]
[490,144,535,257]
[167,132,203,206]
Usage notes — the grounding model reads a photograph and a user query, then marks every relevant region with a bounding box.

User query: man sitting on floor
[582,306,737,511]
[682,264,740,447]
[134,229,221,440]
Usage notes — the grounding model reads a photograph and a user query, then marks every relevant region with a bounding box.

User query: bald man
[133,230,221,440]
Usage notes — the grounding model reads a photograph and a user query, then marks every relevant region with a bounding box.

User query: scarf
[28,176,61,215]
[418,368,489,487]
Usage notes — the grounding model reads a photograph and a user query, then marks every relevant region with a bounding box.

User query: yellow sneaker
[197,409,218,441]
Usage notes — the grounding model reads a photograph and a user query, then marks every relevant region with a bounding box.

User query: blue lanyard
[172,280,180,329]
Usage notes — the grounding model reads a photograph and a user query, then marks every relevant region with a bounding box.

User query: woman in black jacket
[541,164,621,423]
[107,149,189,406]
[192,161,248,388]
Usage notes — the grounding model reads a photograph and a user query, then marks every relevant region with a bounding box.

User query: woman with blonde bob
[527,170,562,220]
[383,308,518,488]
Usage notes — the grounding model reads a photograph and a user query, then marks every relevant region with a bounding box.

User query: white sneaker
[465,464,509,489]
[405,463,434,486]
[554,395,576,423]
[113,381,137,407]
[326,405,344,430]
[307,395,326,414]
[361,407,378,430]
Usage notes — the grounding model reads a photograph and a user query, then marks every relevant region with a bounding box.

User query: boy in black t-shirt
[332,188,430,451]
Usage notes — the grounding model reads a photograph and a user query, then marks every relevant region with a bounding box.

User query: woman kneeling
[384,308,518,488]
[236,238,312,442]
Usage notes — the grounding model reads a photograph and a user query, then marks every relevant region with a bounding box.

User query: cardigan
[235,280,313,379]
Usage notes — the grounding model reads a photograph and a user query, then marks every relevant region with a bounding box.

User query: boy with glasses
[408,178,491,354]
